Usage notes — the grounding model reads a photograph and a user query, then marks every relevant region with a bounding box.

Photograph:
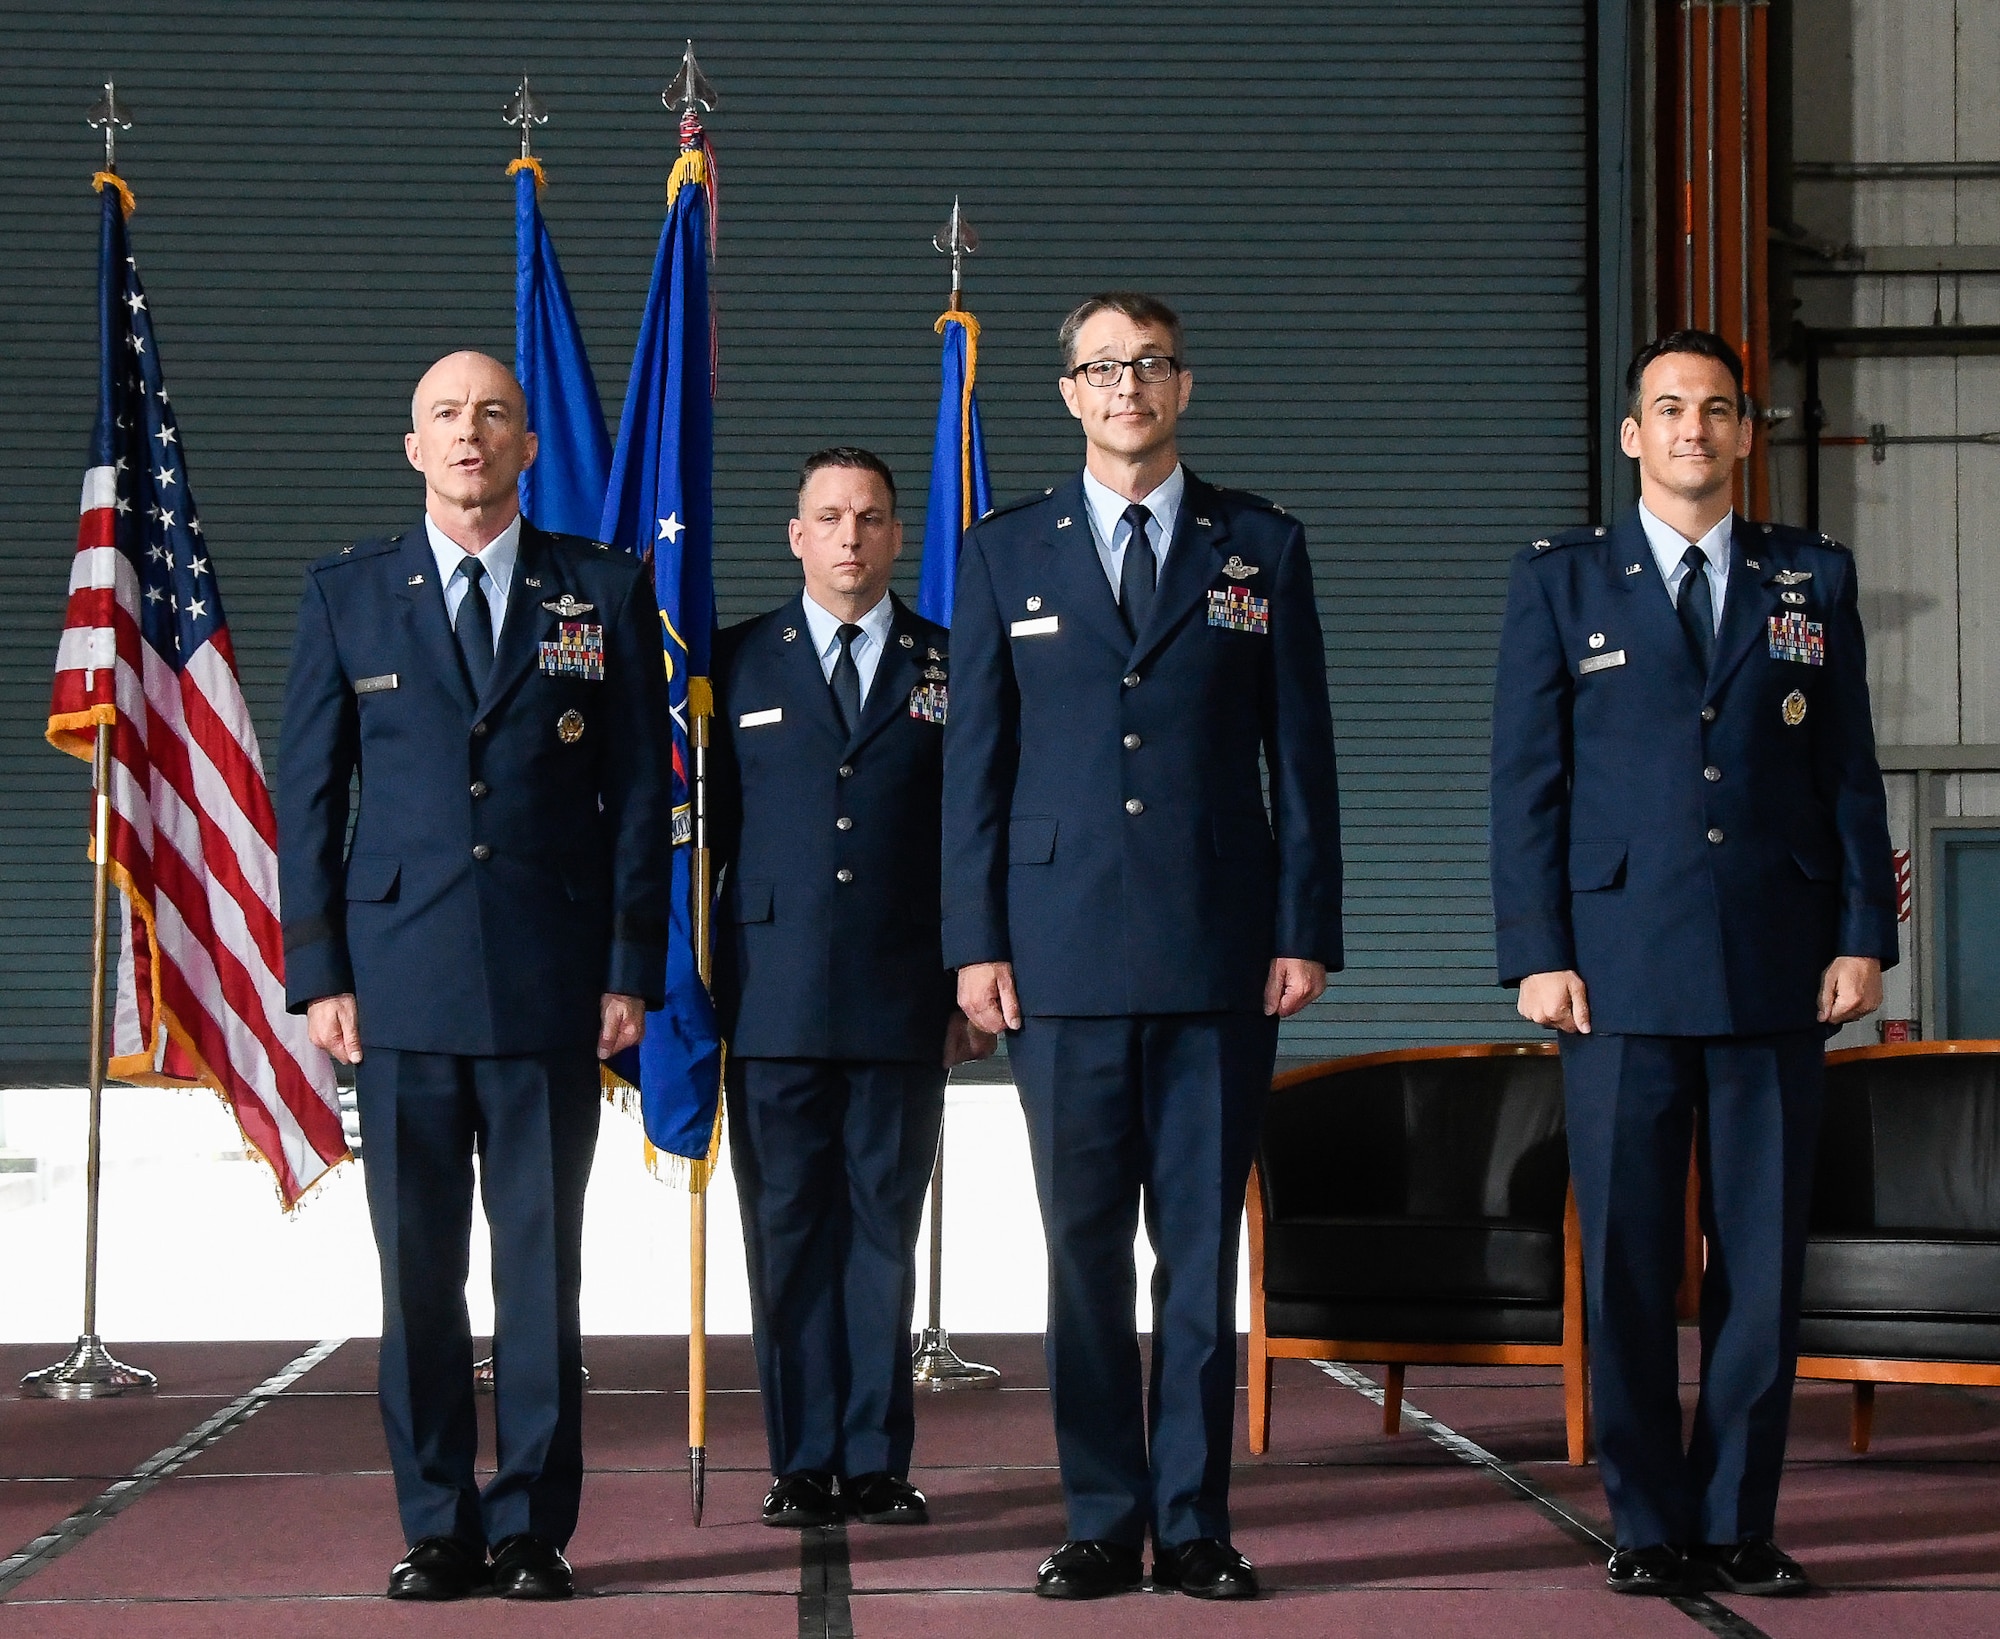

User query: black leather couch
[1797,1042,2000,1450]
[1247,1044,1589,1463]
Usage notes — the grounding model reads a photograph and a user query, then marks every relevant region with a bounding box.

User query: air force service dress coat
[278,522,672,1044]
[941,472,1344,1009]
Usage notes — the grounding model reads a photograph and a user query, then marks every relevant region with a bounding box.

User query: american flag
[46,176,345,1209]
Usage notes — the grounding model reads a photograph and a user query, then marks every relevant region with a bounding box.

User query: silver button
[471,721,489,737]
[836,816,853,831]
[1703,766,1722,783]
[472,844,492,861]
[835,868,854,883]
[1125,798,1145,815]
[470,780,488,798]
[838,764,854,778]
[1122,672,1141,689]
[1701,706,1717,723]
[1123,733,1142,750]
[1707,828,1725,845]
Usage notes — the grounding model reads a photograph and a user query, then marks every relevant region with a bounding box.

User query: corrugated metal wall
[0,2,1590,1075]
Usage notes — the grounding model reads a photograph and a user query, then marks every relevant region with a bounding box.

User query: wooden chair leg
[1850,1381,1875,1454]
[1563,1349,1590,1466]
[1248,1330,1272,1455]
[1382,1363,1405,1434]
[1561,1184,1591,1465]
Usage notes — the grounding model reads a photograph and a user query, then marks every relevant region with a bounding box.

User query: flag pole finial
[504,73,548,161]
[87,80,132,173]
[933,197,980,311]
[665,40,717,148]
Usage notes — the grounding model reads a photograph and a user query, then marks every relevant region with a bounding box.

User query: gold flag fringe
[505,155,547,191]
[92,171,135,217]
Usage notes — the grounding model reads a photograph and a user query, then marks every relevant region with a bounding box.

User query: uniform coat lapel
[477,524,564,719]
[843,593,923,757]
[395,523,475,714]
[1606,508,1704,688]
[1705,515,1782,699]
[1039,474,1131,659]
[1130,471,1232,668]
[778,593,850,745]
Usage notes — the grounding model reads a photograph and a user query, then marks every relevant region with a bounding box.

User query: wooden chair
[1246,1043,1590,1465]
[1796,1039,2000,1452]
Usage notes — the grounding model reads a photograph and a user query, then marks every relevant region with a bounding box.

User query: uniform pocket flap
[343,854,401,902]
[1791,843,1842,883]
[1009,816,1058,865]
[732,881,774,923]
[1567,840,1628,891]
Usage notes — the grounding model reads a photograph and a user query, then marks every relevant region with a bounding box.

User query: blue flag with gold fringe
[916,307,993,627]
[510,156,611,540]
[596,130,723,1185]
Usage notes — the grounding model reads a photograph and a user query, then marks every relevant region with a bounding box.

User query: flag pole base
[690,1444,706,1526]
[912,1327,1000,1390]
[21,1335,156,1399]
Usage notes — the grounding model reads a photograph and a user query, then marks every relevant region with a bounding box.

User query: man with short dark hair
[279,350,671,1601]
[945,293,1344,1600]
[711,447,992,1531]
[1491,328,1898,1599]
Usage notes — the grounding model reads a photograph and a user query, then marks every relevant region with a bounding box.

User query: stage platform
[0,1335,1995,1636]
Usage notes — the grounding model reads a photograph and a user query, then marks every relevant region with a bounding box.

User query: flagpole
[912,198,999,1392]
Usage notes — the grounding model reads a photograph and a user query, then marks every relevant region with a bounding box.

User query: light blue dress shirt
[1637,500,1730,634]
[1082,463,1185,597]
[426,513,521,638]
[801,588,895,706]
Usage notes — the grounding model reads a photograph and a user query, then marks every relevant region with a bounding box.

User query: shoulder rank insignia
[541,592,595,618]
[540,622,605,681]
[1774,570,1812,586]
[1220,554,1259,580]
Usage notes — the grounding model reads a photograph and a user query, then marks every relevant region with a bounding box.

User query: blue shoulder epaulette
[1222,487,1289,518]
[319,535,399,569]
[1754,519,1850,555]
[1529,524,1609,554]
[977,487,1055,524]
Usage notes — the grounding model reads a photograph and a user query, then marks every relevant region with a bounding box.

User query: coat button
[472,844,492,861]
[836,816,853,831]
[1123,733,1142,750]
[1701,706,1717,723]
[1703,766,1722,782]
[1707,827,1725,845]
[471,721,489,737]
[835,868,854,883]
[838,764,854,778]
[1125,798,1145,815]
[470,780,489,798]
[1122,672,1141,689]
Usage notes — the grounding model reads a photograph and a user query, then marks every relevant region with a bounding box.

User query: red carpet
[0,1335,1994,1635]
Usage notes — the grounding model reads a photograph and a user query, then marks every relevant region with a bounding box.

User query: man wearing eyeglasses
[943,293,1345,1601]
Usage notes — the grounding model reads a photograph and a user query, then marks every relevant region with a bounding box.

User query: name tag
[1010,615,1060,638]
[354,673,399,694]
[1578,650,1626,675]
[737,707,783,728]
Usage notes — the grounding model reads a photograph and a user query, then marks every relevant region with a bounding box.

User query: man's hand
[307,994,363,1065]
[1519,970,1591,1034]
[1818,956,1884,1026]
[1263,958,1328,1019]
[943,1010,999,1069]
[599,993,647,1060]
[958,961,1022,1035]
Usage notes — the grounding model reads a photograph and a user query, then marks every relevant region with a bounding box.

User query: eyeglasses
[1066,354,1182,388]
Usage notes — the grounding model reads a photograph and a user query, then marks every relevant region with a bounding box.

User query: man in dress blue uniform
[1490,330,1898,1599]
[945,294,1345,1601]
[710,447,993,1532]
[278,351,671,1602]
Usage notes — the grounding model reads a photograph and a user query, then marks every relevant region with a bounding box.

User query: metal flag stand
[912,198,998,1392]
[22,83,157,1404]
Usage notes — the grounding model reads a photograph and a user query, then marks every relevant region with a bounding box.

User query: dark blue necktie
[1676,544,1715,674]
[829,622,863,733]
[453,557,494,691]
[1118,503,1156,637]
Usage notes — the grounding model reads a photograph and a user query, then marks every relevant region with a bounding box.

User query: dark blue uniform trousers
[1009,1011,1278,1549]
[1560,1030,1824,1550]
[727,1058,947,1479]
[354,1047,600,1549]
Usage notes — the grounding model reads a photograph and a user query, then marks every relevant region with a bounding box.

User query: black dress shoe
[386,1535,489,1601]
[1694,1537,1810,1597]
[1152,1537,1259,1600]
[1606,1543,1688,1596]
[1035,1539,1144,1600]
[763,1470,843,1529]
[489,1534,573,1600]
[845,1471,929,1524]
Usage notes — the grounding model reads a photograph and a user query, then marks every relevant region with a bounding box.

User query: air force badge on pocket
[539,621,606,681]
[1207,586,1270,635]
[1768,612,1825,665]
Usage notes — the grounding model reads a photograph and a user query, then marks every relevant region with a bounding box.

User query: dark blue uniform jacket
[277,520,672,1054]
[711,593,956,1061]
[1489,509,1898,1037]
[941,471,1344,1016]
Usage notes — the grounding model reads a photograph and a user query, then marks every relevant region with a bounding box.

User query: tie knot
[1680,545,1706,575]
[1122,503,1153,543]
[456,556,487,589]
[837,622,863,651]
